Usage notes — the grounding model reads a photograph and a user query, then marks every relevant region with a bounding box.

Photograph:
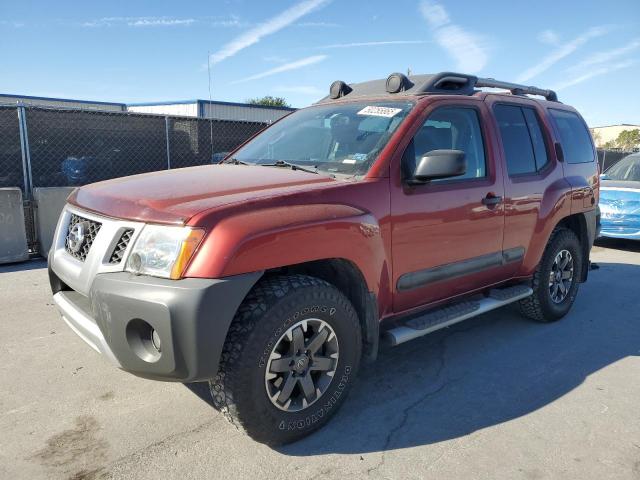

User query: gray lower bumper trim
[54,291,122,367]
[50,268,263,382]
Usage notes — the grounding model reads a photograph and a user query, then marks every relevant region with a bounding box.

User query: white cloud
[210,14,245,28]
[210,0,331,64]
[232,55,328,83]
[554,60,635,90]
[517,26,611,83]
[0,20,25,28]
[420,1,450,28]
[129,18,195,27]
[418,0,488,73]
[569,38,640,71]
[274,85,325,95]
[82,16,198,28]
[537,29,560,45]
[319,40,428,49]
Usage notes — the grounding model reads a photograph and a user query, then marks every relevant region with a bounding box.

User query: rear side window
[522,108,548,170]
[495,104,549,175]
[549,109,595,164]
[494,105,536,175]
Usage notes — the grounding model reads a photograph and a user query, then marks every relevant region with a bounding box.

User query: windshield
[604,154,640,181]
[231,101,414,175]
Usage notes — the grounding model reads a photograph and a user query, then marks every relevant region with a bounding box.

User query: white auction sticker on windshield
[357,106,402,117]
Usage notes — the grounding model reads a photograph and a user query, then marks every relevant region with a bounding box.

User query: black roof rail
[318,72,559,103]
[475,77,558,102]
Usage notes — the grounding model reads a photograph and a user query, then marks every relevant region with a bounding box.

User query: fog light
[126,318,161,363]
[151,328,161,352]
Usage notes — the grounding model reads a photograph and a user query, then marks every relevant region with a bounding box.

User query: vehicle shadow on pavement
[271,261,640,456]
[594,238,640,253]
[0,258,47,273]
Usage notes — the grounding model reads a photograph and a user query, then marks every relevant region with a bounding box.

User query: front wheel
[519,228,583,322]
[210,275,362,445]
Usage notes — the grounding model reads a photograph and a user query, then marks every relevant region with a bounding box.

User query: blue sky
[1,0,639,126]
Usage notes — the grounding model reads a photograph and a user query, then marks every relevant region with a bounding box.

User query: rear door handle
[482,194,502,206]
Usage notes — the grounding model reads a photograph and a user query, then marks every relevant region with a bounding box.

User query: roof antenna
[207,51,214,160]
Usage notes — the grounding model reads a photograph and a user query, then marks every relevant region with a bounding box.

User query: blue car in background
[599,153,640,240]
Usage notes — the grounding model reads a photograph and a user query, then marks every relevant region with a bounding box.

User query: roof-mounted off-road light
[329,80,352,99]
[386,73,413,93]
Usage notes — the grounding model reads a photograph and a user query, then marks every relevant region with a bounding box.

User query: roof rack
[475,77,558,102]
[320,72,559,103]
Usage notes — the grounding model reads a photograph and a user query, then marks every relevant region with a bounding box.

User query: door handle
[482,194,502,206]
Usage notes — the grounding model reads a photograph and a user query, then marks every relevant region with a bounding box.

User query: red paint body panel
[483,94,574,278]
[184,178,394,317]
[69,165,334,224]
[69,91,598,323]
[389,98,509,312]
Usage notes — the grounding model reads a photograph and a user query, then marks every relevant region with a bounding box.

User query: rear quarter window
[549,109,595,164]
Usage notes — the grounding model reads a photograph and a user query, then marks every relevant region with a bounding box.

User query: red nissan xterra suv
[49,72,600,445]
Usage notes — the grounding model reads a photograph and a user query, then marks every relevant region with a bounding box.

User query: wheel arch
[555,212,592,282]
[263,258,379,363]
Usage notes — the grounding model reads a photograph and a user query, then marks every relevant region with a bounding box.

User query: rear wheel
[210,274,362,445]
[519,228,583,322]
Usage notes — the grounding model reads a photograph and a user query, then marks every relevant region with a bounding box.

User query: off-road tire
[209,274,362,445]
[519,228,583,322]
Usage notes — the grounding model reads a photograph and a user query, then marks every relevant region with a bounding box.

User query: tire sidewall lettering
[277,365,352,431]
[258,304,335,368]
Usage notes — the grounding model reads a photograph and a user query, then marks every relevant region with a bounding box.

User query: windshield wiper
[259,160,320,175]
[222,157,250,165]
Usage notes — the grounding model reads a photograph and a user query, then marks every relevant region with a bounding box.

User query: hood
[600,180,640,191]
[600,181,640,222]
[69,164,335,224]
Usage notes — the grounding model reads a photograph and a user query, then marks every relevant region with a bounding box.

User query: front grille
[108,229,134,264]
[65,214,102,261]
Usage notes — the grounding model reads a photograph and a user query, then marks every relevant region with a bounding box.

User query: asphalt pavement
[1,239,639,480]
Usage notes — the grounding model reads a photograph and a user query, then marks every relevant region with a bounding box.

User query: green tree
[245,96,290,107]
[614,129,640,151]
[589,128,602,147]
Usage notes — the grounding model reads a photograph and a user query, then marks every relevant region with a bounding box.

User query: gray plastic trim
[396,247,525,292]
[53,290,122,367]
[386,285,533,346]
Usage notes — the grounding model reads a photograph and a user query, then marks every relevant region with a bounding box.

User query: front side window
[549,109,595,164]
[231,101,414,176]
[404,107,486,181]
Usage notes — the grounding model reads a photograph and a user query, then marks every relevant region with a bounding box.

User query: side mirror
[411,149,466,183]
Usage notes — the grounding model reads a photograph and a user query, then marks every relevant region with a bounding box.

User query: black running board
[385,285,533,346]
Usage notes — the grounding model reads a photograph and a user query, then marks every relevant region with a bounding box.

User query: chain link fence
[168,117,264,169]
[597,148,638,172]
[0,104,268,256]
[27,108,167,187]
[0,106,25,191]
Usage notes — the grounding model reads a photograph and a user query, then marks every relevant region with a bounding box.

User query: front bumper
[598,224,640,240]
[50,265,262,382]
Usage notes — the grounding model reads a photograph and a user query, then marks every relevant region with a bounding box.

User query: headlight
[126,225,205,279]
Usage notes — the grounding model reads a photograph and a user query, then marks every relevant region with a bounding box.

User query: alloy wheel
[265,319,339,412]
[549,249,574,304]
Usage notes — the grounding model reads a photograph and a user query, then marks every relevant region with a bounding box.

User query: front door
[390,100,507,313]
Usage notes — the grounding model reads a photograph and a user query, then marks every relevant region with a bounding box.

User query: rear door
[487,96,565,276]
[390,99,507,313]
